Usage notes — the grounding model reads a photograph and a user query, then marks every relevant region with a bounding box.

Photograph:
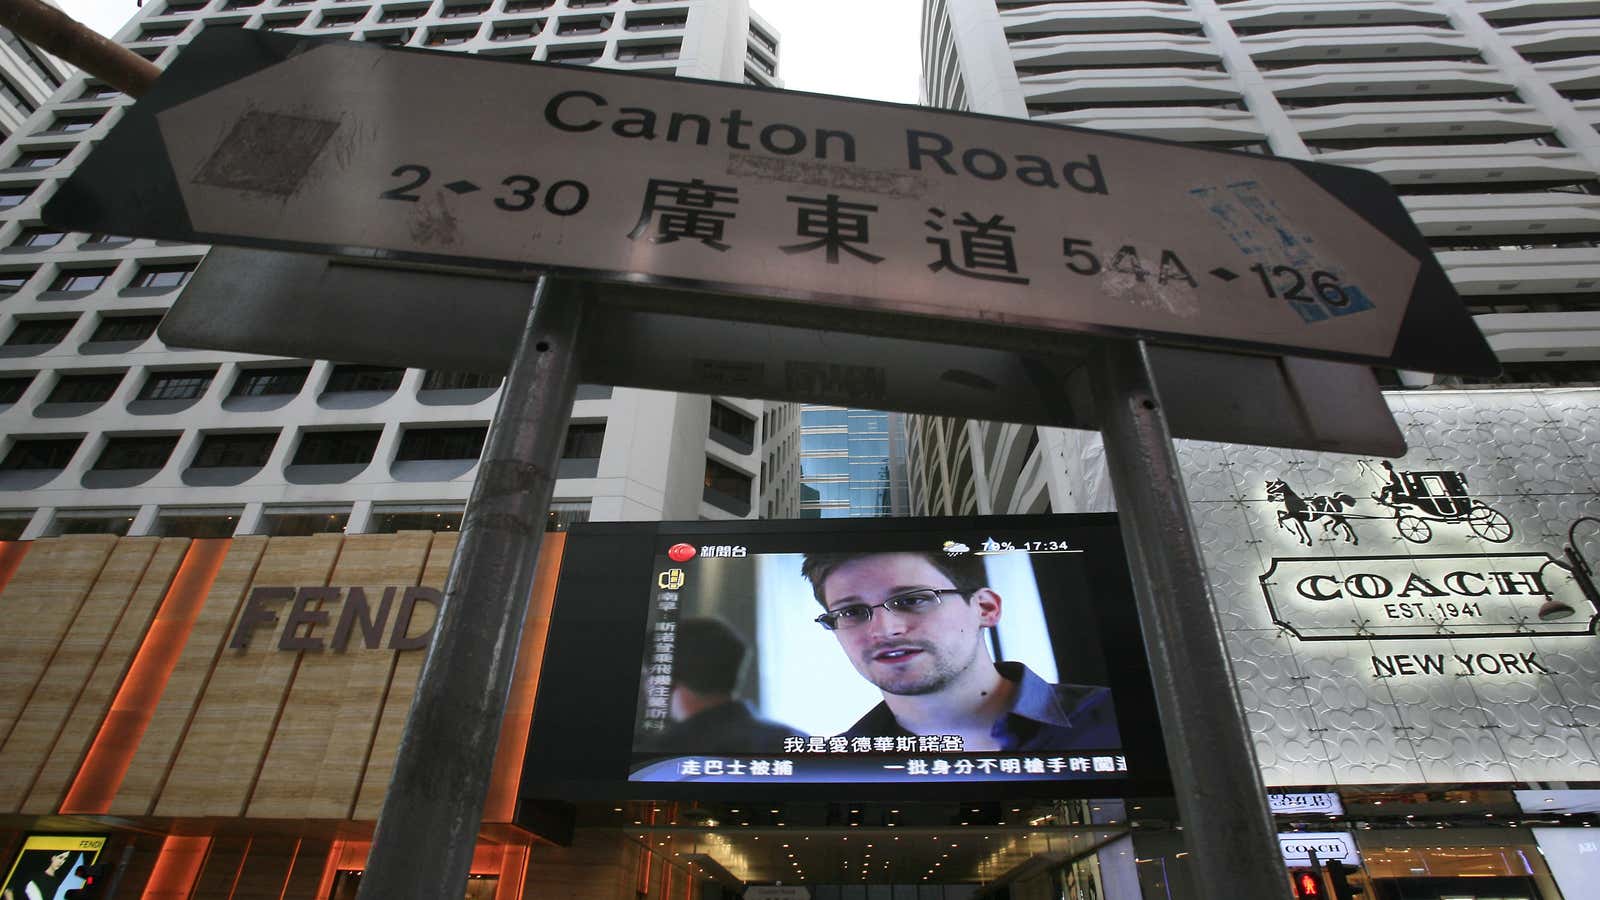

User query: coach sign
[1260,553,1596,640]
[228,586,441,652]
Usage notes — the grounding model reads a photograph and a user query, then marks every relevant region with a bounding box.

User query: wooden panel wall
[112,536,269,816]
[0,531,554,828]
[247,532,432,819]
[0,536,185,814]
[352,532,454,820]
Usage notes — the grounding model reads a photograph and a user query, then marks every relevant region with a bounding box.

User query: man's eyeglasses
[814,589,965,631]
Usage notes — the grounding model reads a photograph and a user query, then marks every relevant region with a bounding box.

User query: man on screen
[646,617,798,754]
[801,551,1118,752]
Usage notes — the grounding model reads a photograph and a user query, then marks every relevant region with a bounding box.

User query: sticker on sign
[44,29,1496,375]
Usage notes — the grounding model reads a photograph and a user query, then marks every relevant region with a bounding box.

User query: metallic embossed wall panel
[1178,388,1600,787]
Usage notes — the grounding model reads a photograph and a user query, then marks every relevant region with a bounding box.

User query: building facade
[0,0,796,544]
[0,6,71,145]
[913,0,1600,519]
[797,407,909,518]
[910,2,1600,897]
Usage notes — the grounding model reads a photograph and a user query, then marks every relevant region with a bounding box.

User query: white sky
[53,0,924,104]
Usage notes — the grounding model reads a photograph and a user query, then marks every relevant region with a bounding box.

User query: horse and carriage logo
[1265,461,1513,547]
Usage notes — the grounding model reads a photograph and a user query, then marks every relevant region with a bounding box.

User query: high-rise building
[908,6,1600,897]
[0,11,70,143]
[797,406,908,518]
[0,0,796,542]
[913,0,1600,517]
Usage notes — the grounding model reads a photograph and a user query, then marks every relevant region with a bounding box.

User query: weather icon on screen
[942,540,970,557]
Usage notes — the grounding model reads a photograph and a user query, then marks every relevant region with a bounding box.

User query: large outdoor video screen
[1,835,105,900]
[522,515,1169,800]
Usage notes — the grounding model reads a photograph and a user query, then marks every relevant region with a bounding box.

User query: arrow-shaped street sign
[46,28,1497,376]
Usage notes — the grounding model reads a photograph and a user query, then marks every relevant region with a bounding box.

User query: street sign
[160,247,1405,455]
[45,28,1495,376]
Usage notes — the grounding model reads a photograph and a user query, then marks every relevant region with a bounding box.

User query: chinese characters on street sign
[46,29,1496,375]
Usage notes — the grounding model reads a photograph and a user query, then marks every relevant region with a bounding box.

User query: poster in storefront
[0,835,104,900]
[521,515,1170,799]
[1175,387,1600,786]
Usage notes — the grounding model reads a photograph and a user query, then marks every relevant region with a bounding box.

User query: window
[709,401,756,453]
[138,369,213,400]
[0,373,33,403]
[396,426,486,460]
[547,46,603,65]
[420,369,502,391]
[12,150,67,169]
[83,233,132,246]
[132,263,195,289]
[222,0,264,8]
[231,365,309,397]
[45,114,100,134]
[324,364,404,392]
[557,15,611,35]
[161,0,207,12]
[617,41,679,62]
[567,0,612,7]
[48,267,115,292]
[365,31,409,45]
[88,315,160,343]
[546,500,590,532]
[441,2,488,16]
[370,507,464,532]
[490,22,540,40]
[50,513,133,536]
[6,318,75,346]
[562,423,605,459]
[1,437,81,470]
[503,0,552,10]
[625,11,686,31]
[425,27,477,45]
[11,227,66,249]
[94,435,178,470]
[191,431,277,467]
[138,26,185,41]
[0,28,62,88]
[378,6,424,22]
[292,429,381,465]
[750,24,777,53]
[319,11,365,26]
[156,513,239,538]
[262,16,308,30]
[46,372,122,403]
[0,73,35,115]
[0,187,32,209]
[0,269,33,295]
[704,457,752,515]
[260,509,348,536]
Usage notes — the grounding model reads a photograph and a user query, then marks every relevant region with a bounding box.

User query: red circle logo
[667,543,696,562]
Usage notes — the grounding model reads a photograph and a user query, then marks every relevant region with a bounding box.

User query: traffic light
[63,863,110,899]
[1324,861,1357,900]
[1290,869,1323,898]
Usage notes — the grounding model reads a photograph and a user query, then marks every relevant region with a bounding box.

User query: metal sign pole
[1087,338,1290,899]
[355,274,583,900]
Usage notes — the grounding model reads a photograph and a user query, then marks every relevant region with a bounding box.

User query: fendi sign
[228,586,441,652]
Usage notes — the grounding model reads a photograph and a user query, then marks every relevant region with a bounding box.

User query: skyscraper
[797,406,908,518]
[0,10,70,143]
[0,0,796,541]
[913,0,1600,516]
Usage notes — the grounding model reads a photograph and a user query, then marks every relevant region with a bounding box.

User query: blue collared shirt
[842,661,1120,752]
